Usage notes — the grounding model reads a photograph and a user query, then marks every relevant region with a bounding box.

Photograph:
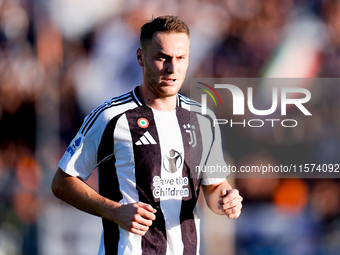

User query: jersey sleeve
[197,109,229,186]
[58,115,103,181]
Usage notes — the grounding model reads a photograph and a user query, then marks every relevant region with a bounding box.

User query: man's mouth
[164,78,176,82]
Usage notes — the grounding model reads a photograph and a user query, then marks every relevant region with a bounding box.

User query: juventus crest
[183,124,196,148]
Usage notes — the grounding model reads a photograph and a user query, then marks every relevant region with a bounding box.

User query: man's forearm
[51,168,119,221]
[51,168,157,236]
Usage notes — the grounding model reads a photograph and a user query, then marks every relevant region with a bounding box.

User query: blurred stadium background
[0,0,339,254]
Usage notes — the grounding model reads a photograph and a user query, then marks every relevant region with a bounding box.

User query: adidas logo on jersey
[135,131,157,145]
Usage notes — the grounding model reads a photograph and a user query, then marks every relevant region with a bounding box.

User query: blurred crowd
[0,0,339,254]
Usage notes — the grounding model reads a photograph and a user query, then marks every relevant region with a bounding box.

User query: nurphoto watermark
[190,78,340,179]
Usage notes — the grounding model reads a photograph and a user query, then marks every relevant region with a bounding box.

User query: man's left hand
[218,189,243,219]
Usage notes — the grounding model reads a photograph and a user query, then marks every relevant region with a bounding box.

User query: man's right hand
[51,168,156,237]
[112,202,157,236]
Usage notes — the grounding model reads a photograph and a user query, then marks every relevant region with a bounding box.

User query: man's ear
[136,48,144,66]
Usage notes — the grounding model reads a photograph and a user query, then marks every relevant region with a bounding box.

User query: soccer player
[52,15,243,255]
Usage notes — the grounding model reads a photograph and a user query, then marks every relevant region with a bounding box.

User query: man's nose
[165,59,176,74]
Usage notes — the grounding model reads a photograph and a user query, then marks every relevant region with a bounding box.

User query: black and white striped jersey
[58,86,228,255]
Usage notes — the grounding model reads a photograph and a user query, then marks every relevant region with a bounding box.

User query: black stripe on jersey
[125,107,168,255]
[97,114,125,255]
[177,107,203,255]
[179,94,217,169]
[82,97,134,136]
[198,113,216,167]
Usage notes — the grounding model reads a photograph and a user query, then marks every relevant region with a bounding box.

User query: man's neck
[139,85,177,112]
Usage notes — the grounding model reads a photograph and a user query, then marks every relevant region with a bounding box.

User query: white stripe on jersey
[152,109,185,255]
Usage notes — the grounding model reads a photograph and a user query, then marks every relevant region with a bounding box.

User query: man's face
[139,32,190,98]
